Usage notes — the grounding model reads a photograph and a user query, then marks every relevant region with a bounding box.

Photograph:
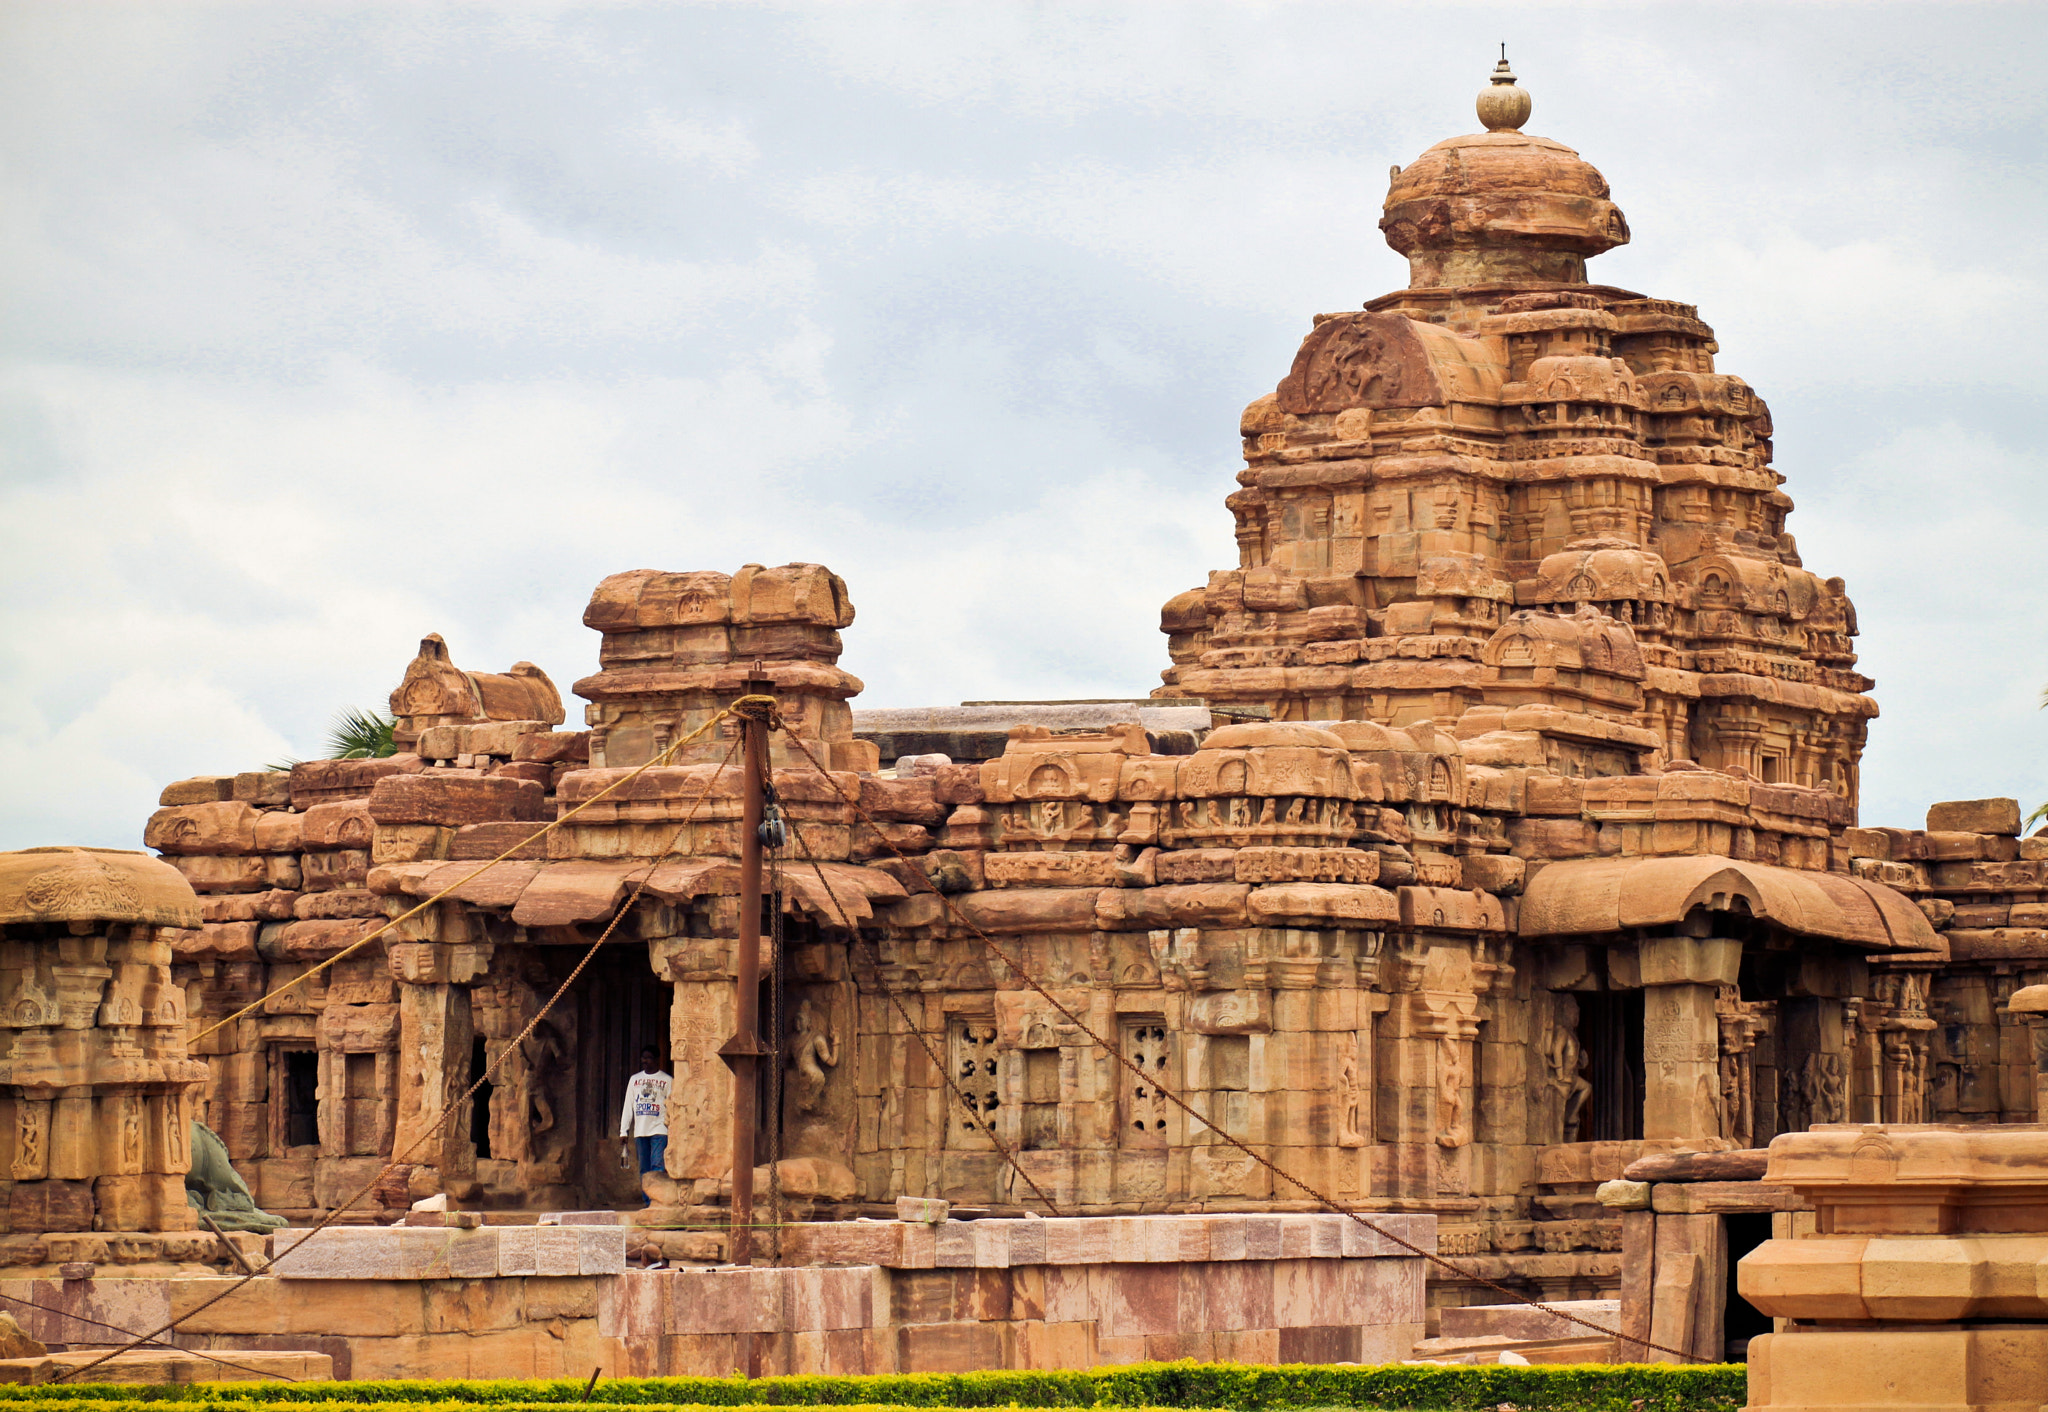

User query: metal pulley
[758,798,787,849]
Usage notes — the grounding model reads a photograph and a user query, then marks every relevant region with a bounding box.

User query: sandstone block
[173,921,257,960]
[233,772,294,807]
[1508,817,1597,859]
[197,889,297,922]
[512,731,591,765]
[1928,798,2022,836]
[299,800,377,850]
[1459,854,1525,893]
[369,775,547,827]
[1155,849,1237,884]
[953,889,1101,933]
[1247,883,1397,924]
[299,849,369,892]
[449,822,551,861]
[371,824,455,864]
[159,776,239,806]
[1234,847,1378,885]
[10,1182,92,1233]
[290,755,422,809]
[250,811,303,852]
[169,854,271,893]
[144,802,259,855]
[1099,884,1249,929]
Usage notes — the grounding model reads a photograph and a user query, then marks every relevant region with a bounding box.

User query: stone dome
[1380,68,1630,289]
[0,847,200,928]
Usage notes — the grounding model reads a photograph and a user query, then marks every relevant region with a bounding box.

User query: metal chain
[766,833,786,1263]
[777,727,1697,1363]
[782,813,1062,1215]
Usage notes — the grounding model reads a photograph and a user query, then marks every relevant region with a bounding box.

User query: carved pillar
[668,978,737,1181]
[1715,985,1770,1149]
[1374,935,1481,1200]
[1871,970,1936,1124]
[1639,936,1742,1142]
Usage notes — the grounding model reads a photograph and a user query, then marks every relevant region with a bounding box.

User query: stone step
[0,1349,332,1384]
[1439,1297,1620,1343]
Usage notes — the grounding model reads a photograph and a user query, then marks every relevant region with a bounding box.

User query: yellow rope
[64,723,749,1383]
[188,706,746,1046]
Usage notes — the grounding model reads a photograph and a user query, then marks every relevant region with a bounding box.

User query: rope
[190,706,760,1046]
[60,713,745,1382]
[778,728,1698,1363]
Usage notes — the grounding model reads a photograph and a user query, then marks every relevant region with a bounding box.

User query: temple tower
[1157,60,1875,805]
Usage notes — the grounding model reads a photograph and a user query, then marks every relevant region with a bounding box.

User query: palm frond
[324,707,397,761]
[2028,801,2048,835]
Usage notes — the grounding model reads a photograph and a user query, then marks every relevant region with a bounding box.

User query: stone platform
[1,1212,1432,1380]
[0,1348,332,1384]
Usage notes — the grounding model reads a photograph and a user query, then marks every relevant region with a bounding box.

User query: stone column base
[1746,1325,2048,1412]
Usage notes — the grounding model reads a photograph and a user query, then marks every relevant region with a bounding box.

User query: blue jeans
[635,1134,668,1183]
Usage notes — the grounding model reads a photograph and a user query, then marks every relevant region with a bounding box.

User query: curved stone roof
[1381,130,1630,287]
[0,847,201,928]
[1519,854,1941,953]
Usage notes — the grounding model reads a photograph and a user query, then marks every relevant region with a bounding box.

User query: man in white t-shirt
[619,1047,672,1205]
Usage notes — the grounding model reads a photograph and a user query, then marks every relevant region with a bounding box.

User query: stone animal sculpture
[186,1119,287,1232]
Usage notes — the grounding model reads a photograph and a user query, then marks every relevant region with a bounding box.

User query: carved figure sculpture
[185,1119,286,1233]
[1802,1053,1847,1126]
[1337,1043,1366,1148]
[1435,1038,1471,1150]
[1544,994,1592,1140]
[790,998,840,1115]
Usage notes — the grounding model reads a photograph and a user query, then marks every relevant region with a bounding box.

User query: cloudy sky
[2,1,2042,849]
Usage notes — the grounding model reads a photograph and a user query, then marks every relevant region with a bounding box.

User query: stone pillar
[1373,946,1481,1200]
[1638,936,1742,1142]
[392,981,474,1186]
[2000,984,2048,1124]
[1741,1125,2048,1412]
[667,978,737,1182]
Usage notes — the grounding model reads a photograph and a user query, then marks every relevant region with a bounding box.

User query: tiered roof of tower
[1156,59,1874,803]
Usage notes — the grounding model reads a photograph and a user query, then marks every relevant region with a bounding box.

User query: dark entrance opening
[1577,990,1645,1142]
[1724,1212,1774,1357]
[282,1050,320,1149]
[572,941,671,1208]
[468,1037,493,1160]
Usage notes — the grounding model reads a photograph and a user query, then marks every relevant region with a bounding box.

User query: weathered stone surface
[1927,798,2022,837]
[368,775,547,827]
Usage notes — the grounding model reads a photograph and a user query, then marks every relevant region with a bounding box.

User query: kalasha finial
[1477,46,1532,133]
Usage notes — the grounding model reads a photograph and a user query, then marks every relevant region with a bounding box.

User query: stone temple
[1,61,2042,1382]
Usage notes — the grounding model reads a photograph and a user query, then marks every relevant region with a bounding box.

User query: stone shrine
[0,63,2037,1376]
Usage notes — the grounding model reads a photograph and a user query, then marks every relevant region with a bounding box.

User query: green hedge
[0,1364,1746,1412]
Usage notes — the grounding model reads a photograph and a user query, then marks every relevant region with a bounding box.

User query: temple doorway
[535,939,671,1209]
[1722,1212,1774,1359]
[1575,990,1645,1142]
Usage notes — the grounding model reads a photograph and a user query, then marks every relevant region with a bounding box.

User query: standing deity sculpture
[1544,995,1592,1141]
[790,998,840,1115]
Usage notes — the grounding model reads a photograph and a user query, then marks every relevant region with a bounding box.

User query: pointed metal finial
[1477,49,1532,132]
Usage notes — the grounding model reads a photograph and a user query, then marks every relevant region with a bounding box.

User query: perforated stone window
[1121,1021,1172,1148]
[948,1019,1000,1147]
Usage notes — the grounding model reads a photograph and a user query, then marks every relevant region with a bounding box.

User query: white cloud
[1,2,2044,850]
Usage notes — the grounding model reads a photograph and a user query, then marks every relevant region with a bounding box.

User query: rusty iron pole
[719,668,773,1265]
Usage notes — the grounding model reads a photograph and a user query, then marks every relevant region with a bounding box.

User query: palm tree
[269,707,398,771]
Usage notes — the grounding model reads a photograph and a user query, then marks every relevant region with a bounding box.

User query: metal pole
[720,669,772,1266]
